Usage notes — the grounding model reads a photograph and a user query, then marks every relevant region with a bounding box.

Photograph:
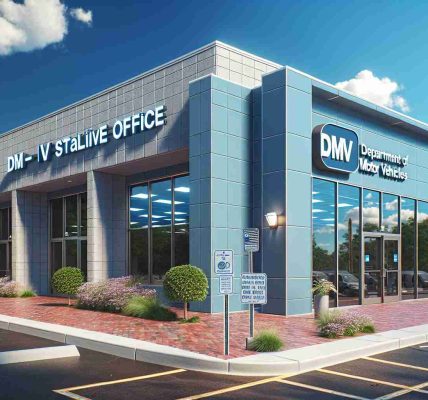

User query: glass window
[383,194,399,233]
[65,195,78,237]
[65,240,78,267]
[338,185,360,306]
[80,193,87,236]
[129,176,190,284]
[130,229,149,281]
[312,179,336,307]
[81,240,87,280]
[130,185,149,229]
[401,198,416,299]
[0,209,9,241]
[51,198,63,238]
[363,190,380,232]
[0,243,7,277]
[151,180,172,284]
[51,242,63,273]
[418,201,428,298]
[174,175,189,266]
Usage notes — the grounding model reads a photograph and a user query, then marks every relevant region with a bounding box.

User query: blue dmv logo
[312,124,359,174]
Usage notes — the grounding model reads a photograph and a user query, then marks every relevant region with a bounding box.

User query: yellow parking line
[176,374,291,400]
[375,381,428,400]
[363,356,428,372]
[54,391,91,400]
[278,379,370,400]
[54,368,186,393]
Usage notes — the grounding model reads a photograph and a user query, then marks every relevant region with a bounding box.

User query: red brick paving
[0,297,427,359]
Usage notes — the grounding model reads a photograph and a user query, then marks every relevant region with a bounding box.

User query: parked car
[402,270,428,289]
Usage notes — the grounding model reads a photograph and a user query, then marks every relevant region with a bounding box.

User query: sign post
[242,228,260,340]
[214,250,234,356]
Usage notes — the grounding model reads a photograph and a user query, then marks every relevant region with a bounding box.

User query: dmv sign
[312,124,359,174]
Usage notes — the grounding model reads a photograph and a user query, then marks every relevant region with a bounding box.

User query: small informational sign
[219,275,233,295]
[241,273,267,304]
[393,253,398,263]
[243,228,259,252]
[214,250,233,275]
[365,254,370,263]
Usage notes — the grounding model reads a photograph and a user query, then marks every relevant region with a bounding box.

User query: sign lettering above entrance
[313,123,409,181]
[7,105,167,172]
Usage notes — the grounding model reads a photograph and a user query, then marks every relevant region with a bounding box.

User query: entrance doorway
[363,234,400,304]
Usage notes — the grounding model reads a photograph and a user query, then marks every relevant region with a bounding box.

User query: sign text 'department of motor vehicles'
[214,250,233,275]
[241,273,267,304]
[243,228,259,252]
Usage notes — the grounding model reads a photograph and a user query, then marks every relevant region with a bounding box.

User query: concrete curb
[0,314,427,376]
[0,345,79,365]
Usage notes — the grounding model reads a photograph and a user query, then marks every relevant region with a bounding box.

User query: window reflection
[129,175,190,284]
[174,176,189,267]
[418,201,428,298]
[338,185,360,306]
[312,179,336,307]
[151,180,172,284]
[383,194,399,233]
[363,190,380,232]
[401,198,416,299]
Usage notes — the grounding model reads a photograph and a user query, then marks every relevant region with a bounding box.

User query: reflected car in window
[402,270,428,290]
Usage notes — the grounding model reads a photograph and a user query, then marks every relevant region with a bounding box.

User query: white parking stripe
[278,379,370,400]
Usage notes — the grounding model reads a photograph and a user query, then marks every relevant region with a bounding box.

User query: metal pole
[249,251,254,338]
[224,294,229,355]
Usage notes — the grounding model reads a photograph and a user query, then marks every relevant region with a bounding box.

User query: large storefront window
[129,175,189,284]
[383,194,399,233]
[50,193,87,281]
[418,201,428,298]
[312,179,336,307]
[338,185,360,306]
[363,190,380,232]
[401,198,416,299]
[0,208,11,278]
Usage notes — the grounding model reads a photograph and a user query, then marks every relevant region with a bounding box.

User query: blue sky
[1,0,428,133]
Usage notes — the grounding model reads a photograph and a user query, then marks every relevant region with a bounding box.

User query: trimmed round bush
[123,296,177,321]
[51,267,84,305]
[163,265,208,320]
[248,330,284,352]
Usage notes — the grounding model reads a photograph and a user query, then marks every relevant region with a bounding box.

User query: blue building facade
[1,42,427,316]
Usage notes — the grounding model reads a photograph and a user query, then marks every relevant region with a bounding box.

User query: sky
[1,0,428,133]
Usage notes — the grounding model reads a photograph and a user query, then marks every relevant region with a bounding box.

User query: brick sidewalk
[0,296,427,358]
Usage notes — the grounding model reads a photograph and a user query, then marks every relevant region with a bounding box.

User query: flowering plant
[0,277,19,297]
[76,276,156,312]
[318,310,375,338]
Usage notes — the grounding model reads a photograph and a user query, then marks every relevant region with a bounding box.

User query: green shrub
[179,316,200,324]
[19,289,36,298]
[51,267,84,305]
[123,296,177,321]
[163,265,208,319]
[248,330,284,352]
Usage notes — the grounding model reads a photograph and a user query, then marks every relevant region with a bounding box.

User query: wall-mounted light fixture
[265,212,278,229]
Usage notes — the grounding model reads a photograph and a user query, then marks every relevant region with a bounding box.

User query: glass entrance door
[363,235,400,304]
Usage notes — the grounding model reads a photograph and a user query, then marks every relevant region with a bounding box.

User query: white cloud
[336,70,410,113]
[0,0,93,56]
[70,7,92,26]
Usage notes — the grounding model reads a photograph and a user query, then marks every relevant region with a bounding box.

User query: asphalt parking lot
[1,329,428,399]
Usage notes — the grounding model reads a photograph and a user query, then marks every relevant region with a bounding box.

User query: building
[1,41,427,316]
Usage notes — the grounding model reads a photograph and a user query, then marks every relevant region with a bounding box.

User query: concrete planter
[314,294,329,317]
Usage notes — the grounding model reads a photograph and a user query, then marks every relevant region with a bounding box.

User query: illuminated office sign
[7,105,166,172]
[313,123,408,181]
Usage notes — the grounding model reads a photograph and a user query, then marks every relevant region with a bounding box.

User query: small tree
[51,267,84,306]
[163,265,208,319]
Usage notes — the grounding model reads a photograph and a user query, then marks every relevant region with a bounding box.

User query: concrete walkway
[1,313,427,376]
